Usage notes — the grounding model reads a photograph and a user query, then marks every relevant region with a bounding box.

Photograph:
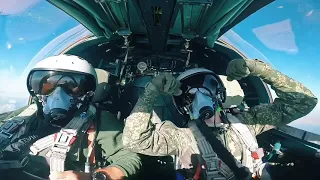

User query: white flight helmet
[173,68,226,120]
[27,54,97,97]
[26,54,97,120]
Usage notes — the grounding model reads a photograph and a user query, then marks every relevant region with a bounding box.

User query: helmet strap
[32,95,45,121]
[75,91,95,112]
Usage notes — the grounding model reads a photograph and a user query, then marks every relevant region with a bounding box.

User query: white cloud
[0,0,40,15]
[5,1,72,43]
[9,100,16,104]
[7,42,12,50]
[289,104,320,135]
[0,67,29,113]
[219,30,274,67]
[306,10,314,17]
[291,106,320,126]
[0,67,29,99]
[0,104,17,114]
[9,65,14,73]
[252,19,299,55]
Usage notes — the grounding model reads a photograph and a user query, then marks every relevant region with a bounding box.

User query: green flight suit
[0,106,142,179]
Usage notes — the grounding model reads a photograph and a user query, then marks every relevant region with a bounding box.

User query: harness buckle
[251,148,264,160]
[55,132,75,147]
[20,156,29,167]
[51,145,70,154]
[30,134,55,155]
[29,146,40,155]
[0,130,13,139]
[51,131,77,155]
[60,129,77,136]
[2,122,18,133]
[15,118,25,125]
[0,119,25,139]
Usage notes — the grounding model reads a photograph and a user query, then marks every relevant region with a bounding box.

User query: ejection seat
[92,68,118,114]
[219,75,245,109]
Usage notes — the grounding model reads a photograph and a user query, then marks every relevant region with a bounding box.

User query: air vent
[152,6,162,26]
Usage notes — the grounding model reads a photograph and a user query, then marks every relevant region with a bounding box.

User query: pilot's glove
[226,59,268,81]
[150,73,182,96]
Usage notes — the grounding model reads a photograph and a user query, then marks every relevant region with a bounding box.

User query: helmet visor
[182,74,219,96]
[27,70,96,96]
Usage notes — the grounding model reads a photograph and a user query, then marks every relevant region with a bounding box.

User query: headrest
[218,75,244,108]
[92,68,114,103]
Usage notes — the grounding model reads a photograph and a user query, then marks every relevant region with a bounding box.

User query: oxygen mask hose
[84,162,91,173]
[85,125,97,173]
[85,141,95,173]
[85,136,97,173]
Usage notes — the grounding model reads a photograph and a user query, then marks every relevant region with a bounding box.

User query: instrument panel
[125,55,187,78]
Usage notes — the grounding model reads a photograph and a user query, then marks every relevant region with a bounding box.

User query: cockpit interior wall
[64,37,271,124]
[51,0,274,108]
[48,0,274,52]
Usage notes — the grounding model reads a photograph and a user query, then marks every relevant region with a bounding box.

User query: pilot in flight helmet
[27,54,97,121]
[173,68,226,121]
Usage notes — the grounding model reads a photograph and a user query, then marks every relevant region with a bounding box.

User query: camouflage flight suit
[122,59,318,175]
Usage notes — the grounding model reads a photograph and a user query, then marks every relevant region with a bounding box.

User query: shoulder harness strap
[49,104,97,172]
[28,104,97,172]
[189,121,235,180]
[227,113,264,175]
[86,107,101,168]
[196,119,252,180]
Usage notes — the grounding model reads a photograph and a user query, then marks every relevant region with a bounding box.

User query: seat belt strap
[87,123,96,164]
[227,114,258,151]
[49,105,97,172]
[196,119,252,180]
[30,134,55,155]
[0,124,60,171]
[227,114,264,174]
[189,121,233,179]
[0,156,29,170]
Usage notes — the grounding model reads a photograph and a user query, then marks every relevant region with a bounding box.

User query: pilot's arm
[122,73,194,157]
[226,59,318,135]
[94,111,142,179]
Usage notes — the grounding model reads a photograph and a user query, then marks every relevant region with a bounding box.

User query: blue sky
[0,0,319,134]
[0,0,78,71]
[0,0,89,112]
